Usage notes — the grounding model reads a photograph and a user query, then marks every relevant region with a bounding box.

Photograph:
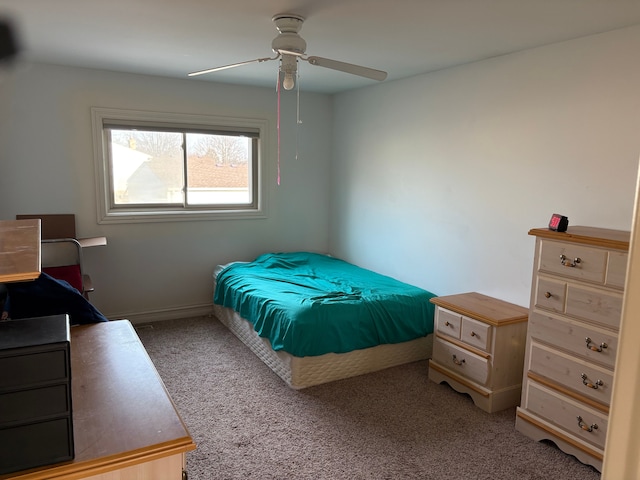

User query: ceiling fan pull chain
[277,69,281,185]
[296,71,301,161]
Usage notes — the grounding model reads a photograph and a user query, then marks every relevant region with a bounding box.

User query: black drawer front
[0,384,71,425]
[0,349,69,389]
[0,417,74,474]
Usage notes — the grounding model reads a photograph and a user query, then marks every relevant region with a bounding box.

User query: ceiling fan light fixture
[282,72,295,90]
[280,53,297,90]
[272,14,305,34]
[271,33,306,56]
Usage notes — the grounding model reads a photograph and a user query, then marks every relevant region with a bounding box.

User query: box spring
[212,303,433,389]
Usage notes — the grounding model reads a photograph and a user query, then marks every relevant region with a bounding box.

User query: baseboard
[105,303,214,325]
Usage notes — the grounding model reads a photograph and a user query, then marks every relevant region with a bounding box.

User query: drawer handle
[585,337,608,353]
[470,331,477,337]
[452,354,465,366]
[560,254,581,267]
[581,373,604,390]
[444,321,453,327]
[577,416,598,433]
[544,291,552,299]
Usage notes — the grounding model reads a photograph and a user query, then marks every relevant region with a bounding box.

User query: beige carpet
[136,316,601,480]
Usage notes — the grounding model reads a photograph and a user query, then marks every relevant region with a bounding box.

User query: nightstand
[428,292,528,413]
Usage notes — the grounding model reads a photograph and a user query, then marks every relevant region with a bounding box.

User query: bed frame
[212,303,434,389]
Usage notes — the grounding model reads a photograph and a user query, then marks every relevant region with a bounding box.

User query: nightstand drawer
[461,316,491,352]
[433,336,489,385]
[523,380,608,450]
[538,239,607,284]
[528,312,617,369]
[435,308,461,339]
[528,342,613,406]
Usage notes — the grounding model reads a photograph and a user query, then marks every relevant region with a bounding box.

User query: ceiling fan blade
[188,56,276,77]
[305,56,387,81]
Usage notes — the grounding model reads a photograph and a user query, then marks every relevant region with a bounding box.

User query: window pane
[110,129,184,205]
[93,106,265,222]
[185,133,251,205]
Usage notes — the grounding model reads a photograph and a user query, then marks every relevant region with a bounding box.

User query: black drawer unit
[0,315,74,474]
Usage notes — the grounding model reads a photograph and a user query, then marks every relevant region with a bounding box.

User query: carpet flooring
[136,315,601,480]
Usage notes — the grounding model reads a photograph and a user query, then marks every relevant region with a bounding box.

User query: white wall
[330,25,640,307]
[2,26,639,320]
[0,64,333,321]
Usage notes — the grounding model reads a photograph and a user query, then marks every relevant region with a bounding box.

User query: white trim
[91,107,269,224]
[602,162,640,478]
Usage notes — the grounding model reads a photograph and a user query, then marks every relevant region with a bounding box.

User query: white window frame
[91,107,268,224]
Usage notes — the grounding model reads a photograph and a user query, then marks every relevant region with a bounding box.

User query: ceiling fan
[188,13,387,90]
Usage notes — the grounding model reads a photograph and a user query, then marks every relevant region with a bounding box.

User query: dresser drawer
[534,277,566,313]
[0,417,74,474]
[528,312,618,369]
[605,251,628,289]
[461,316,491,352]
[538,240,607,284]
[433,336,489,385]
[0,350,69,390]
[435,308,461,339]
[528,342,613,406]
[0,384,71,425]
[523,380,608,450]
[565,284,623,330]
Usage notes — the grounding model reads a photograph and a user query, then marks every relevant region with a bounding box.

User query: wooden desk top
[0,219,41,283]
[2,320,195,479]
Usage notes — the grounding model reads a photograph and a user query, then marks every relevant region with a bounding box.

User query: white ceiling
[1,1,640,94]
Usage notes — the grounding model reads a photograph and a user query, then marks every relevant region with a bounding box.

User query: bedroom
[0,1,639,477]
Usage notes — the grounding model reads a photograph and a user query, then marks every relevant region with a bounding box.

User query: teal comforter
[213,252,436,357]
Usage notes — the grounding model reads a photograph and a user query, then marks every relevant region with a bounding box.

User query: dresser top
[529,226,630,251]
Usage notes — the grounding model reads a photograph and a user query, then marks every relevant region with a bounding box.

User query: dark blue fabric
[5,273,108,325]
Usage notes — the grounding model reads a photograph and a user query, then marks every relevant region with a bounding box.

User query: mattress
[212,302,433,389]
[214,252,436,357]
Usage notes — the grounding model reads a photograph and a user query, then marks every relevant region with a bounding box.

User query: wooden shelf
[0,219,41,283]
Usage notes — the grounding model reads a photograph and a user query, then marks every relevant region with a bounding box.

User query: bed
[212,251,436,389]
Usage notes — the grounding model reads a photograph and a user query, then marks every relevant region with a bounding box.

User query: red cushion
[43,265,83,293]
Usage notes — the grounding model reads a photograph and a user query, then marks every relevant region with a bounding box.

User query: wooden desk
[1,320,196,479]
[0,219,41,283]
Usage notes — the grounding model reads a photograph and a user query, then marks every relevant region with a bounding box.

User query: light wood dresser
[428,292,529,413]
[515,226,630,472]
[0,320,196,480]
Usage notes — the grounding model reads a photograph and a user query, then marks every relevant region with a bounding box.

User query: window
[91,107,267,223]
